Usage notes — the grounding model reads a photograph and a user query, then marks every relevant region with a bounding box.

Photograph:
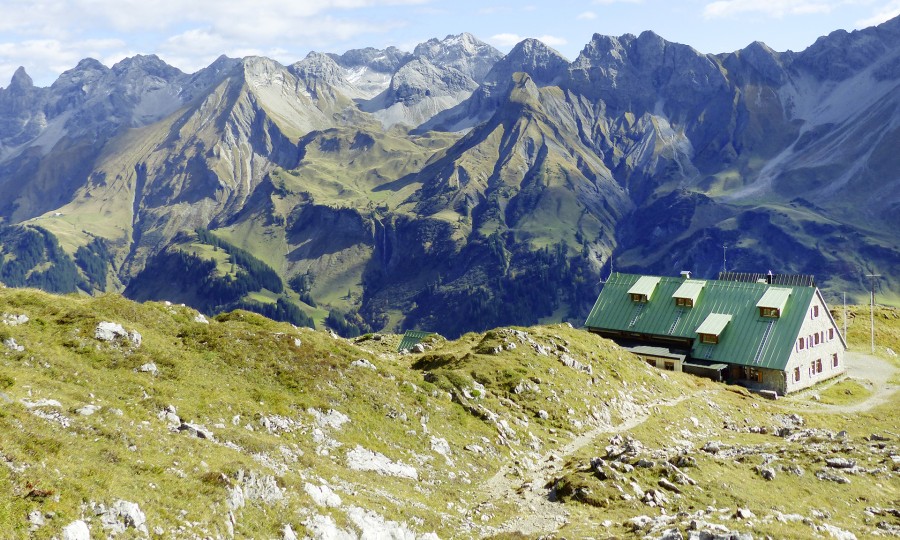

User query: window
[832,353,839,368]
[816,358,823,373]
[646,359,656,368]
[798,338,805,350]
[631,293,647,303]
[813,305,819,317]
[743,367,762,382]
[794,367,801,382]
[664,361,675,371]
[814,333,820,345]
[675,297,693,307]
[828,328,834,340]
[760,307,780,318]
[700,333,719,344]
[809,362,815,377]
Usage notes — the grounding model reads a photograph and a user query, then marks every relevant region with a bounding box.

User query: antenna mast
[865,273,881,353]
[842,292,847,345]
[722,244,727,274]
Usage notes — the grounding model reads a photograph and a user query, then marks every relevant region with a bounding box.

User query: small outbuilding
[584,272,847,395]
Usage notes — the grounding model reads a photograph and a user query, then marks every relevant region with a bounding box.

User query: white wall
[784,290,846,393]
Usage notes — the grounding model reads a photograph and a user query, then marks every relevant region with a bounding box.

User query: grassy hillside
[0,289,896,538]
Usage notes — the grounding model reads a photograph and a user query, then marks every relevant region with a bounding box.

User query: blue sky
[2,0,900,87]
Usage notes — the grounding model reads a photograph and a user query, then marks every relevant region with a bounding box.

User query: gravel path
[481,391,702,536]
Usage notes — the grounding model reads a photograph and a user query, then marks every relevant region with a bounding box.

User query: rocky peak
[724,41,786,85]
[8,67,33,91]
[386,57,475,104]
[795,15,900,80]
[328,47,411,73]
[179,55,240,100]
[483,38,569,90]
[51,58,109,89]
[413,33,502,83]
[110,55,184,83]
[239,56,290,86]
[570,30,727,114]
[292,52,350,86]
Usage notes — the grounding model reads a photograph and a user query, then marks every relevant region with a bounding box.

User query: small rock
[95,321,127,341]
[412,343,426,353]
[701,441,721,454]
[138,363,158,376]
[1,313,29,326]
[97,500,148,535]
[304,483,342,508]
[350,358,377,370]
[3,338,24,352]
[756,466,776,480]
[61,520,91,540]
[178,422,214,440]
[537,409,549,420]
[346,445,418,480]
[658,478,682,494]
[128,331,142,347]
[283,524,298,540]
[816,470,850,484]
[658,528,684,540]
[28,510,45,529]
[825,457,856,469]
[734,508,756,519]
[76,405,101,416]
[194,314,209,324]
[294,338,302,347]
[21,398,62,408]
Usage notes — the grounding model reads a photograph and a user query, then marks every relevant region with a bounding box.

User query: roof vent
[680,271,692,279]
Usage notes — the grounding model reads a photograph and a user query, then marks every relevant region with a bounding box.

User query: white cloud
[578,11,599,19]
[0,0,427,86]
[488,33,567,49]
[855,0,900,27]
[593,0,643,4]
[703,0,836,18]
[0,37,127,87]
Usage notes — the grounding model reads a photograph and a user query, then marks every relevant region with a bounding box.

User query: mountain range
[0,20,899,336]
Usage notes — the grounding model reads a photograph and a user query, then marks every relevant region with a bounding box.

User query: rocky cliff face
[0,20,898,336]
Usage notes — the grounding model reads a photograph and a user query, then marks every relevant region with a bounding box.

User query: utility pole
[865,274,881,354]
[842,292,847,346]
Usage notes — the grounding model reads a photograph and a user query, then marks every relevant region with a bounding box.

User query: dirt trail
[481,391,702,536]
[786,351,898,413]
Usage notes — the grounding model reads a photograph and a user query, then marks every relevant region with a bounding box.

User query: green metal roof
[672,280,706,303]
[398,330,435,352]
[756,287,792,312]
[628,276,661,298]
[584,273,817,370]
[696,313,732,336]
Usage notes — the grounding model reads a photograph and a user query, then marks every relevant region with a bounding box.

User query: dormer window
[756,287,791,319]
[696,313,732,345]
[628,276,661,303]
[672,280,705,308]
